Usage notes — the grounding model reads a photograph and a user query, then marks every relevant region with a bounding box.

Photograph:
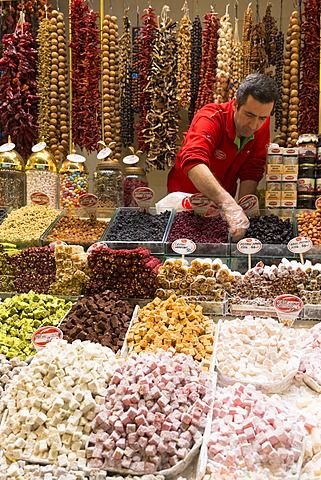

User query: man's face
[234,94,274,138]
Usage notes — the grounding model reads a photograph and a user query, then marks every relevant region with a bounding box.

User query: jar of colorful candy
[59,152,88,208]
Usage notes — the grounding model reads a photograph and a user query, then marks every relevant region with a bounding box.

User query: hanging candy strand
[213,4,233,104]
[188,14,202,121]
[119,9,134,147]
[176,0,192,110]
[242,3,253,78]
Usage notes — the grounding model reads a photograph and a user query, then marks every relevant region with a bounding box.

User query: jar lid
[96,159,121,170]
[125,166,146,175]
[298,134,318,144]
[60,158,88,173]
[26,148,57,172]
[299,164,315,168]
[0,149,24,171]
[297,193,315,198]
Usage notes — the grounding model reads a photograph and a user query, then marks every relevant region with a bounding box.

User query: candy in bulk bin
[0,137,25,209]
[59,151,88,208]
[26,143,59,208]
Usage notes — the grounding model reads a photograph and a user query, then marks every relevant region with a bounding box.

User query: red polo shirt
[167,99,270,197]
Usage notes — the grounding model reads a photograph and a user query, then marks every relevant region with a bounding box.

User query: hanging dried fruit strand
[0,22,38,157]
[263,3,278,67]
[70,0,101,152]
[119,12,134,147]
[214,5,233,104]
[136,7,157,152]
[176,1,192,110]
[274,30,284,132]
[37,16,51,144]
[144,8,180,170]
[101,14,121,158]
[188,15,202,121]
[250,22,267,74]
[229,17,242,99]
[131,27,141,113]
[242,3,253,78]
[196,11,220,110]
[299,0,320,135]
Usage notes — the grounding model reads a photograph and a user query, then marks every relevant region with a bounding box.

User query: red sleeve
[178,110,223,177]
[238,118,270,183]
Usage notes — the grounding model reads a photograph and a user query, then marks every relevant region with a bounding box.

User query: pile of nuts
[157,258,237,299]
[61,290,133,351]
[128,295,214,364]
[297,210,321,245]
[88,350,212,472]
[49,244,89,297]
[0,204,60,247]
[46,214,107,246]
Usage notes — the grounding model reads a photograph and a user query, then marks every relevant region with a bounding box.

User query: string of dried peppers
[144,6,180,170]
[299,0,320,135]
[196,10,220,110]
[70,0,101,152]
[0,22,38,157]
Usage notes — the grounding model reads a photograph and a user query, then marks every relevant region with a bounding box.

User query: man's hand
[218,200,250,240]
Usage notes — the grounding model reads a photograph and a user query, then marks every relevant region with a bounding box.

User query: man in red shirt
[167,73,278,238]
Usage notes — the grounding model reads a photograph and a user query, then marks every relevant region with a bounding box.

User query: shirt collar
[227,99,254,151]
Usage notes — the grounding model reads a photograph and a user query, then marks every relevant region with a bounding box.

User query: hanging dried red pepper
[299,0,320,134]
[0,21,38,157]
[70,0,101,152]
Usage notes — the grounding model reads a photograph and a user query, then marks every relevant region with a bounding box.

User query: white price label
[316,196,321,210]
[123,154,139,165]
[97,147,112,160]
[190,193,211,215]
[67,153,86,163]
[238,194,259,216]
[87,241,109,253]
[287,236,312,254]
[0,142,15,152]
[32,326,63,350]
[237,237,262,255]
[171,238,196,255]
[274,294,304,327]
[133,187,155,207]
[32,141,47,153]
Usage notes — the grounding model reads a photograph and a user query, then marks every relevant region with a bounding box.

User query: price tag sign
[123,154,139,165]
[133,187,155,209]
[181,196,192,210]
[316,196,321,210]
[67,153,86,163]
[97,147,112,160]
[32,141,47,153]
[0,141,15,153]
[30,192,50,206]
[190,193,211,215]
[273,294,304,327]
[49,240,68,251]
[79,194,98,221]
[237,237,262,270]
[87,241,109,253]
[288,236,312,263]
[32,326,63,351]
[238,194,259,217]
[171,238,196,260]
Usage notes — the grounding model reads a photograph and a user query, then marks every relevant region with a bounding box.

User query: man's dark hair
[235,73,279,107]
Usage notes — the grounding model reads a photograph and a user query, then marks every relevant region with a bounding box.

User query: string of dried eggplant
[47,10,69,163]
[119,11,134,147]
[136,7,157,152]
[101,14,121,159]
[242,3,253,78]
[214,5,233,104]
[37,15,51,144]
[299,0,320,135]
[188,15,202,122]
[196,10,220,110]
[279,10,300,147]
[262,3,278,68]
[144,7,180,170]
[229,17,242,99]
[176,1,192,110]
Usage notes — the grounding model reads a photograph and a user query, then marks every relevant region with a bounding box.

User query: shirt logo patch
[214,149,226,160]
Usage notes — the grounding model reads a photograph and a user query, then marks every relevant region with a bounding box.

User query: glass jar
[59,155,89,208]
[94,159,123,208]
[298,133,318,164]
[316,166,321,196]
[297,165,315,193]
[0,140,25,208]
[123,166,148,207]
[26,145,58,208]
[297,194,315,209]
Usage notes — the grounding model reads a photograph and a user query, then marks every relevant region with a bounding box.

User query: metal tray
[103,207,174,254]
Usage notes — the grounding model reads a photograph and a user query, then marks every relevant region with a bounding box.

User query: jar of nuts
[0,136,25,209]
[94,158,123,208]
[26,144,59,208]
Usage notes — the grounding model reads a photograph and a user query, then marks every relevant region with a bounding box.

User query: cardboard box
[265,191,281,207]
[267,164,283,175]
[281,191,297,207]
[283,164,299,174]
[282,182,297,192]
